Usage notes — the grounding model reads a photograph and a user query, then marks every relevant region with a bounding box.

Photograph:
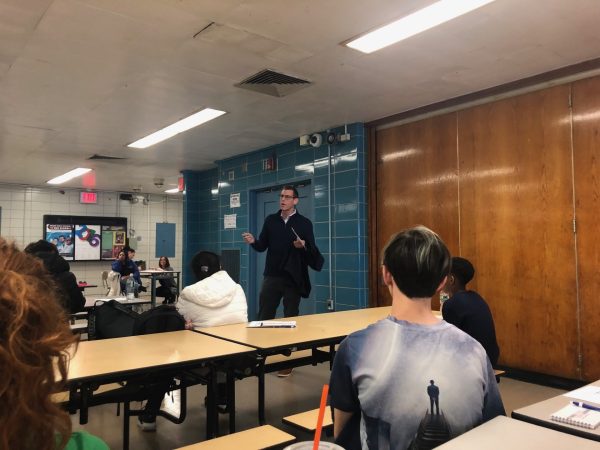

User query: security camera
[309,133,322,148]
[153,178,164,188]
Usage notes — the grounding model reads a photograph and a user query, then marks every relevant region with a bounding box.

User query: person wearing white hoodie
[137,251,248,432]
[177,251,247,329]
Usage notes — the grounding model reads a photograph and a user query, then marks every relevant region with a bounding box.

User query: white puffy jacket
[107,270,121,297]
[176,270,248,328]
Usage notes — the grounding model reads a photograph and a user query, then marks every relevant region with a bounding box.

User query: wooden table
[175,425,296,450]
[512,379,600,442]
[200,307,392,352]
[283,406,333,432]
[139,269,181,307]
[199,307,392,423]
[84,296,151,310]
[67,330,255,449]
[78,282,98,291]
[437,416,600,449]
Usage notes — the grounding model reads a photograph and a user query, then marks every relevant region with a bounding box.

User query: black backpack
[89,301,185,340]
[88,300,138,340]
[133,304,185,335]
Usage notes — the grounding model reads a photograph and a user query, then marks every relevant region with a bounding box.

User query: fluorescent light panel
[164,188,179,194]
[346,0,496,54]
[128,108,226,149]
[47,168,92,185]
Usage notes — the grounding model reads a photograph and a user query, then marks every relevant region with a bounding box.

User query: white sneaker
[137,418,156,432]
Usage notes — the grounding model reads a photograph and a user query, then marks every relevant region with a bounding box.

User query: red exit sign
[80,191,98,204]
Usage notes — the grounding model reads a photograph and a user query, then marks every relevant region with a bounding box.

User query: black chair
[71,304,193,450]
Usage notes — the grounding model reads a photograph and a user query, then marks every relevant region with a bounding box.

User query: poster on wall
[43,215,127,262]
[224,214,237,229]
[101,225,126,259]
[45,224,75,260]
[74,224,101,260]
[230,193,240,208]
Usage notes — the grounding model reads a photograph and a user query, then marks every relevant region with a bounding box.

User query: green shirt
[61,432,109,450]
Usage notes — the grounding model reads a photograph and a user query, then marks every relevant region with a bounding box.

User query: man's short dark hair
[191,251,221,281]
[282,185,299,198]
[450,257,475,286]
[382,226,451,299]
[24,240,58,255]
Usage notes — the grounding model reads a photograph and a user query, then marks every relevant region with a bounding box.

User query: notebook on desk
[550,404,600,429]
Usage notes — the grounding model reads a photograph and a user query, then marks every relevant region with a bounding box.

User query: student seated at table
[441,256,500,366]
[329,226,505,450]
[24,239,85,314]
[137,251,248,431]
[111,249,142,295]
[177,251,247,328]
[155,256,176,304]
[0,239,109,450]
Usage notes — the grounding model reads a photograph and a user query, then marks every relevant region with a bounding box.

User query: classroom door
[252,184,315,319]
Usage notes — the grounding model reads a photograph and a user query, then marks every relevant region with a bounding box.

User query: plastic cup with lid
[283,443,345,450]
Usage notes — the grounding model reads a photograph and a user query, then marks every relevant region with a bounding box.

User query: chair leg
[123,401,130,450]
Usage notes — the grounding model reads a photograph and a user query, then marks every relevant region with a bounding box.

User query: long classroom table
[66,330,255,449]
[198,306,393,424]
[437,416,600,449]
[512,379,600,442]
[84,295,151,309]
[139,269,181,307]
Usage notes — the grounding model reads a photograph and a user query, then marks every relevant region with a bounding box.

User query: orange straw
[313,384,329,450]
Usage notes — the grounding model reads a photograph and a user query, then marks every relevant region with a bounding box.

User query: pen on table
[572,401,600,412]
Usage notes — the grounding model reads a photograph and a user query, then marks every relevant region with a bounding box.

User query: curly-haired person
[0,239,108,450]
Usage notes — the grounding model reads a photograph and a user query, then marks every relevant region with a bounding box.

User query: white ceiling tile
[1,0,599,191]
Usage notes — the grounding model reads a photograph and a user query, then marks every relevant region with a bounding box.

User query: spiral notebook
[550,404,600,429]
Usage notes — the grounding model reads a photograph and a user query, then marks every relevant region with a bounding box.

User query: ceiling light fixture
[345,0,496,54]
[128,108,227,149]
[47,168,92,185]
[164,188,179,194]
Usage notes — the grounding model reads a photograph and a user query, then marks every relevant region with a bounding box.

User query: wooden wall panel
[375,113,459,307]
[572,75,600,381]
[458,85,577,378]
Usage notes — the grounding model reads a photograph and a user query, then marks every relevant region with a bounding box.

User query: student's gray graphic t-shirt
[329,317,505,450]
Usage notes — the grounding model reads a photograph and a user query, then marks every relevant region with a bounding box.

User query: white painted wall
[0,184,183,296]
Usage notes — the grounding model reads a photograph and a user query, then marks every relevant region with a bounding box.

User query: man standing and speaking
[243,185,323,322]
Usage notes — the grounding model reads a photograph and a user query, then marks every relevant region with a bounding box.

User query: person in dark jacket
[441,256,500,366]
[242,185,323,320]
[24,240,85,314]
[111,249,143,295]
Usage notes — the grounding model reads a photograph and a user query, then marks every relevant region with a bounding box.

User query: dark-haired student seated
[441,256,500,366]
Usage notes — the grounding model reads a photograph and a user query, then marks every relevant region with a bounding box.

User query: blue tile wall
[182,168,219,286]
[182,123,368,313]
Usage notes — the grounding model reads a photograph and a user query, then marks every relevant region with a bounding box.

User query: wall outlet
[338,133,351,142]
[327,299,334,310]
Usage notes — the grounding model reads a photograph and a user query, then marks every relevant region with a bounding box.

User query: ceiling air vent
[236,69,312,97]
[88,154,127,161]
